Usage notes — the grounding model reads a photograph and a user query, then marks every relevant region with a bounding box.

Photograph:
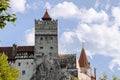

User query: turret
[78,48,91,76]
[12,43,17,56]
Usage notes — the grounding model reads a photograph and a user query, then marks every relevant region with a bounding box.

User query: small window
[40,46,43,49]
[40,37,43,40]
[18,63,21,66]
[50,37,53,40]
[50,37,53,43]
[26,62,28,65]
[22,70,25,75]
[31,62,33,65]
[84,70,87,74]
[45,36,47,40]
[50,47,53,50]
[49,53,52,56]
[42,53,44,56]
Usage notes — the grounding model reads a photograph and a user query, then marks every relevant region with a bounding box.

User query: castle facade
[0,10,96,80]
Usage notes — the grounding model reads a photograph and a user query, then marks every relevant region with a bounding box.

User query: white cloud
[94,0,100,9]
[51,1,120,70]
[10,0,27,13]
[24,0,44,10]
[24,28,34,45]
[112,7,120,26]
[44,2,51,9]
[49,1,79,19]
[60,21,120,71]
[49,1,108,24]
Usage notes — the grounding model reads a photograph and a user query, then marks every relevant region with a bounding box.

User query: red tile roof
[0,47,14,59]
[78,48,90,68]
[42,10,51,20]
[0,46,34,60]
[17,46,34,51]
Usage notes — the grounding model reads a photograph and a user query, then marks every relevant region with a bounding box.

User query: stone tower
[34,10,60,80]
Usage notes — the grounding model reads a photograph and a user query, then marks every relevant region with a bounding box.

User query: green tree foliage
[0,0,16,29]
[112,74,119,80]
[0,53,20,80]
[99,72,120,80]
[73,77,78,80]
[99,72,108,80]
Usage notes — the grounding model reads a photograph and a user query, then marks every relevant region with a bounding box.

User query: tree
[99,72,108,80]
[73,77,78,80]
[99,72,120,80]
[0,0,16,29]
[0,53,20,80]
[112,74,119,80]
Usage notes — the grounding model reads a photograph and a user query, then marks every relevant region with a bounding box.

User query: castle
[0,10,96,80]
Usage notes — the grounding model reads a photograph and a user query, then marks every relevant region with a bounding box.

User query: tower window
[18,63,21,66]
[40,37,43,40]
[42,53,44,56]
[49,53,52,56]
[40,46,43,49]
[50,37,53,43]
[50,47,53,50]
[22,70,25,75]
[40,37,43,44]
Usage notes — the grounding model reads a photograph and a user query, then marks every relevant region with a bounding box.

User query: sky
[0,0,120,79]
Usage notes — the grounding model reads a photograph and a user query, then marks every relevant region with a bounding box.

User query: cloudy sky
[0,0,120,79]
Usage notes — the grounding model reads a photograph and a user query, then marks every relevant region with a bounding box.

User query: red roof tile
[17,46,34,51]
[0,47,13,59]
[42,10,51,20]
[78,48,90,68]
[0,46,34,60]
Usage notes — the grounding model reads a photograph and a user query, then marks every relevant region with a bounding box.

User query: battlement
[59,54,76,59]
[35,19,58,25]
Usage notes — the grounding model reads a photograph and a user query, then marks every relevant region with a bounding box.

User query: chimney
[12,43,17,56]
[94,68,96,80]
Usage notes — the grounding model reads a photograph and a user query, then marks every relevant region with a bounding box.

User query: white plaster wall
[78,73,91,80]
[10,59,34,80]
[76,58,91,80]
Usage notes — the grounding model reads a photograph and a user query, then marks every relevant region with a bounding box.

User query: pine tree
[0,53,20,80]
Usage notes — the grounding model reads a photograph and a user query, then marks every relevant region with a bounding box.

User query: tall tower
[34,10,60,80]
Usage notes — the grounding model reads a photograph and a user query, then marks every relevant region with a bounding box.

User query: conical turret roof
[78,48,90,68]
[42,10,51,20]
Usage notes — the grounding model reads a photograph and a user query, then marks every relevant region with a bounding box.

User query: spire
[78,48,90,68]
[42,9,51,20]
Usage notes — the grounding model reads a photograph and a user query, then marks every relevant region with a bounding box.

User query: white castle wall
[10,59,34,80]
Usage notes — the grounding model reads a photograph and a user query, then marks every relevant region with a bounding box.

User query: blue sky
[0,0,120,79]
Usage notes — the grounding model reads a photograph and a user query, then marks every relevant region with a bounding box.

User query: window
[84,70,87,74]
[49,53,52,56]
[50,37,53,43]
[22,70,25,75]
[45,36,48,43]
[26,62,28,65]
[42,53,44,56]
[50,47,53,50]
[40,46,43,49]
[40,37,43,40]
[18,63,21,66]
[40,37,43,44]
[31,62,33,65]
